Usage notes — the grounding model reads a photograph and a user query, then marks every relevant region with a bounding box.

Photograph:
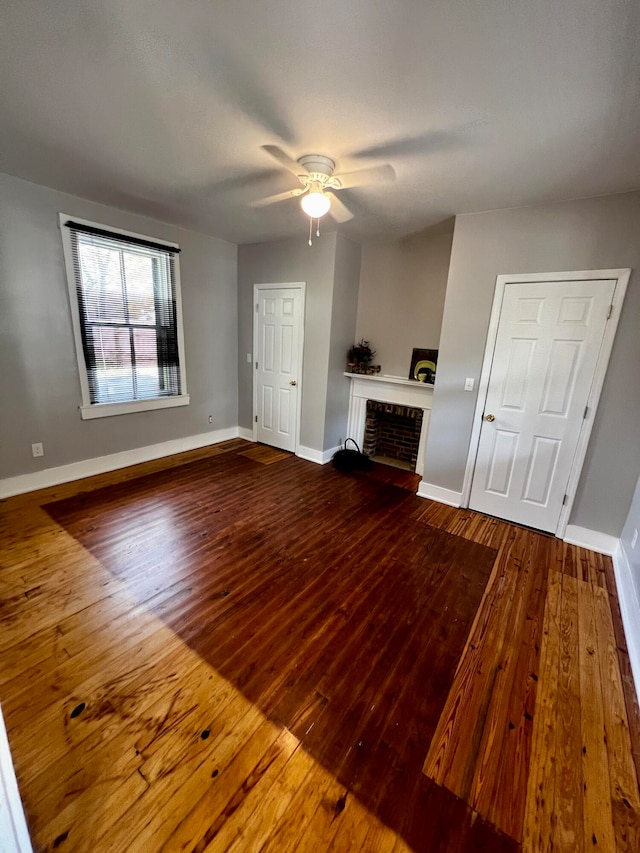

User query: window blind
[65,222,182,405]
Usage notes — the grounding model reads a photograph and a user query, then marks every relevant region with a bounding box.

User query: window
[60,215,189,419]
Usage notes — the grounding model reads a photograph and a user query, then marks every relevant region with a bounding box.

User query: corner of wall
[613,540,640,702]
[322,234,362,451]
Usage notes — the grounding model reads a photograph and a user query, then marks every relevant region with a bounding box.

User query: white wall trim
[322,445,341,465]
[460,268,630,538]
[296,445,323,464]
[612,543,640,701]
[0,705,33,852]
[80,394,190,420]
[0,427,243,499]
[563,524,619,556]
[296,444,340,465]
[417,481,463,507]
[238,427,255,441]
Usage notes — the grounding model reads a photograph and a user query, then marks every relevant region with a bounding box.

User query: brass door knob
[484,413,495,422]
[289,380,297,386]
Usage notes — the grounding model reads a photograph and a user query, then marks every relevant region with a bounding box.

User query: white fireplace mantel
[344,373,434,477]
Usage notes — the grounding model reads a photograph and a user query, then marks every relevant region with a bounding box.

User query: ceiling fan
[252,145,395,230]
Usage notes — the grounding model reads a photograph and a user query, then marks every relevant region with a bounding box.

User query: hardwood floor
[0,439,638,852]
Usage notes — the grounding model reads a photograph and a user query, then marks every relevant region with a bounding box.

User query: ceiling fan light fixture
[301,191,331,218]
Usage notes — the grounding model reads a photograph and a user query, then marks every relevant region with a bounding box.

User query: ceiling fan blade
[251,187,306,208]
[261,145,309,179]
[326,192,354,223]
[351,126,480,161]
[333,164,395,189]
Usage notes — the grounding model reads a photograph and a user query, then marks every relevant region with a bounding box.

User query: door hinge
[255,303,259,312]
[583,405,588,419]
[562,494,568,505]
[255,415,258,423]
[607,304,613,319]
[255,361,258,370]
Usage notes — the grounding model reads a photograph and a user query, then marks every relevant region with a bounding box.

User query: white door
[255,286,303,452]
[469,278,615,532]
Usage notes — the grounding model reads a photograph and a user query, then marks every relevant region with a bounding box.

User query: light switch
[246,353,252,362]
[464,378,474,391]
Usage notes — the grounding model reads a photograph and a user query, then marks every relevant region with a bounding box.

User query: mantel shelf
[344,372,434,389]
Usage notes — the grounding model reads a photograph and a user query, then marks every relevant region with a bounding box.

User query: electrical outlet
[32,442,44,458]
[208,415,213,424]
[632,528,638,549]
[246,353,252,363]
[464,378,474,391]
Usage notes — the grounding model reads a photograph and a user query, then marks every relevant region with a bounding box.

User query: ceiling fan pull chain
[308,216,313,246]
[316,218,320,238]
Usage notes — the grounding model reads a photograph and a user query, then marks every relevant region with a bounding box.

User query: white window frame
[59,213,190,419]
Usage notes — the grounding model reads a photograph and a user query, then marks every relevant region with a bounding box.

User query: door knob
[289,380,297,386]
[484,413,495,422]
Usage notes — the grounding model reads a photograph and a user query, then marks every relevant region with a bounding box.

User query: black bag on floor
[332,438,373,473]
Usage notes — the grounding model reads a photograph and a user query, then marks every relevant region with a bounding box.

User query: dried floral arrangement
[347,340,381,375]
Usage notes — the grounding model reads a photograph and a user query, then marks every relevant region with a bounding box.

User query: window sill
[80,394,190,420]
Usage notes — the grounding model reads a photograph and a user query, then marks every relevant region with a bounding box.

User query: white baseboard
[297,445,324,465]
[416,481,462,507]
[563,524,619,556]
[296,445,340,465]
[0,705,33,852]
[237,427,255,441]
[0,427,242,499]
[322,445,341,465]
[612,543,640,702]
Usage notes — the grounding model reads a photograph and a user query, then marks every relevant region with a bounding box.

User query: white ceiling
[2,0,639,244]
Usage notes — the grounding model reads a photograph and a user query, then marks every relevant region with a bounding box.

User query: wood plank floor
[0,439,638,852]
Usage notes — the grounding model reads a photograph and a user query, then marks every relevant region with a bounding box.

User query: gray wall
[621,474,640,600]
[0,173,238,479]
[423,191,640,536]
[356,230,452,377]
[324,235,361,451]
[237,233,340,451]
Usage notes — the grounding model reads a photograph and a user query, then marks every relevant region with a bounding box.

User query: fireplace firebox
[363,400,424,471]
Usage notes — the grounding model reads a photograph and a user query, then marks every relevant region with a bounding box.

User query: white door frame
[461,268,630,537]
[252,282,306,455]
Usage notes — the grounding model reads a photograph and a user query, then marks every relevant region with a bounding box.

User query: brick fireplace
[345,373,433,478]
[363,400,424,470]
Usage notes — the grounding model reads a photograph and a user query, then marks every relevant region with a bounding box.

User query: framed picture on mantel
[409,348,438,383]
